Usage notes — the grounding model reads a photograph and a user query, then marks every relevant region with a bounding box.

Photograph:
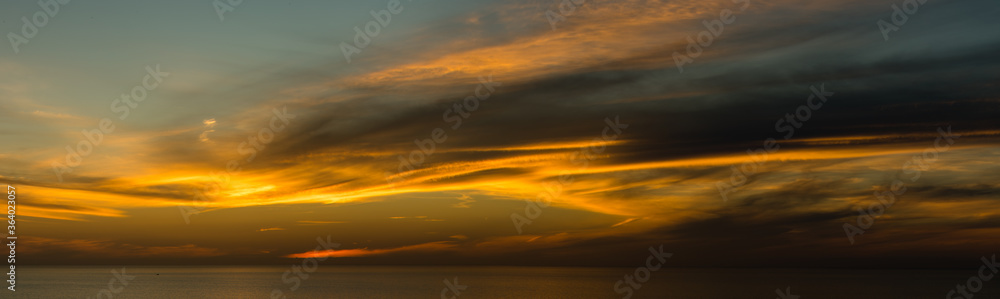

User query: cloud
[28,110,83,120]
[297,220,347,225]
[199,118,217,142]
[284,241,458,259]
[3,0,1000,267]
[453,194,475,208]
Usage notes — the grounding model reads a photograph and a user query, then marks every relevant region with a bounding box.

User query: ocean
[6,266,996,298]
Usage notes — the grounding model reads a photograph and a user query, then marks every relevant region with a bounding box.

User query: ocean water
[6,266,997,298]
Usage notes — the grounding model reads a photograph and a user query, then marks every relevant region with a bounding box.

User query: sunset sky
[1,0,998,268]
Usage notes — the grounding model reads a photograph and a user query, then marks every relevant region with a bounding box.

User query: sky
[0,0,998,268]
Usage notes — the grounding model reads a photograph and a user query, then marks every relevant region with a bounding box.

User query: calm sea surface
[6,266,996,298]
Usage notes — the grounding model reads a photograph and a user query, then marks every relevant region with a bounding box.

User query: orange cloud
[284,241,457,259]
